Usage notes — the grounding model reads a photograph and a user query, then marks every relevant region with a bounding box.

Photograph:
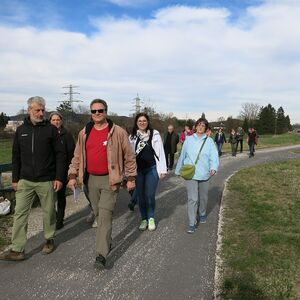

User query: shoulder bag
[179,137,207,180]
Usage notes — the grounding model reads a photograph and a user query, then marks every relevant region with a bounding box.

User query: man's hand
[127,180,135,191]
[160,173,167,179]
[68,179,77,190]
[53,180,63,192]
[12,182,18,191]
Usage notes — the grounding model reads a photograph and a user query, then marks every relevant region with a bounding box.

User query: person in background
[214,127,227,156]
[49,112,75,230]
[164,124,179,171]
[236,127,245,153]
[228,129,238,156]
[68,99,136,269]
[180,124,193,144]
[129,113,167,231]
[175,118,219,234]
[247,127,257,157]
[0,96,65,261]
[206,126,212,137]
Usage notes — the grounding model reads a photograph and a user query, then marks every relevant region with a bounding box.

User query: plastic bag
[0,198,11,215]
[73,187,81,203]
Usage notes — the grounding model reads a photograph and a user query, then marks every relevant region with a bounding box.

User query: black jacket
[164,132,179,154]
[58,126,75,181]
[12,117,66,183]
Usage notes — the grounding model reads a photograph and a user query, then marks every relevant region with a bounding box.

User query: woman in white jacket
[129,113,167,231]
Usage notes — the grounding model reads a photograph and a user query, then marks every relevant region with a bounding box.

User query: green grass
[0,214,13,251]
[0,138,12,164]
[220,158,300,299]
[214,132,300,155]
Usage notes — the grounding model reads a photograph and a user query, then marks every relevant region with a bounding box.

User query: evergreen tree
[257,104,276,134]
[276,106,287,134]
[242,118,249,132]
[0,112,9,128]
[285,115,292,131]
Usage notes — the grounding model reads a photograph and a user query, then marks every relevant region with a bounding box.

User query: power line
[58,84,82,110]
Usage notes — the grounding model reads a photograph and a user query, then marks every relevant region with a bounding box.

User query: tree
[225,116,241,133]
[276,106,287,134]
[239,102,260,122]
[285,115,292,131]
[256,104,276,134]
[242,118,249,132]
[0,112,9,128]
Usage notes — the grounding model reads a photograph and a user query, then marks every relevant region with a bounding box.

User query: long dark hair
[130,113,153,139]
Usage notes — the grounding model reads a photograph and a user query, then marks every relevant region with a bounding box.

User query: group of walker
[0,96,220,270]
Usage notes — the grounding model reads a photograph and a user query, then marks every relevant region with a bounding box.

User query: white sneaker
[92,219,98,228]
[148,218,156,231]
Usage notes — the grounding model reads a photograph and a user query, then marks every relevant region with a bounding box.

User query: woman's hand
[210,170,216,177]
[160,173,167,179]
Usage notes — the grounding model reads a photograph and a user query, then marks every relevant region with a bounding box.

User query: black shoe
[94,255,106,270]
[128,203,134,211]
[56,220,64,230]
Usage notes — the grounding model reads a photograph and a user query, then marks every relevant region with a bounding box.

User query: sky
[0,0,299,123]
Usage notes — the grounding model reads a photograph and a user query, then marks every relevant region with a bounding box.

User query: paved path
[1,145,300,300]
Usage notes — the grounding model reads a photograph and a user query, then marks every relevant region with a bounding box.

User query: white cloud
[1,1,300,123]
[106,0,153,7]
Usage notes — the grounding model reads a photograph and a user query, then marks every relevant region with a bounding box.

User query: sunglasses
[91,109,106,114]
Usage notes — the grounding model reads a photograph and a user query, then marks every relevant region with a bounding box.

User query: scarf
[135,130,150,156]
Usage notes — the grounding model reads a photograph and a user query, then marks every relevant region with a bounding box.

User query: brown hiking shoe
[0,249,25,261]
[41,239,55,255]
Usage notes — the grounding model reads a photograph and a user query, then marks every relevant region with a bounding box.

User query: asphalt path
[1,145,300,300]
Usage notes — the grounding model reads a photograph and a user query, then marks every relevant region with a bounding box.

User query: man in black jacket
[0,96,66,261]
[164,125,179,170]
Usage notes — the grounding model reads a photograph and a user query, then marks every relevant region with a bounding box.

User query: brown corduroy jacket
[68,119,136,191]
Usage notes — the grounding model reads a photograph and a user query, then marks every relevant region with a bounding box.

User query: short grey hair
[27,96,46,109]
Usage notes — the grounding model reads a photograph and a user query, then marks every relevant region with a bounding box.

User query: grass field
[0,138,13,164]
[219,158,300,299]
[215,132,300,155]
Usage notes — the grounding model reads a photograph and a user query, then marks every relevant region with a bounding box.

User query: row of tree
[239,103,292,134]
[0,101,294,137]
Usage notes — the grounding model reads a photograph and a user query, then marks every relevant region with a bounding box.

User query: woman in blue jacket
[175,118,219,233]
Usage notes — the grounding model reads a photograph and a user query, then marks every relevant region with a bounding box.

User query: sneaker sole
[139,227,148,231]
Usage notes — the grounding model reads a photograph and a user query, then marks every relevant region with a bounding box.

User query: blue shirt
[175,133,219,181]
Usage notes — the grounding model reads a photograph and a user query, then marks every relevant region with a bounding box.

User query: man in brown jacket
[68,99,136,269]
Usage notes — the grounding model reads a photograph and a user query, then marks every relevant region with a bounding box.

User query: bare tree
[238,103,260,121]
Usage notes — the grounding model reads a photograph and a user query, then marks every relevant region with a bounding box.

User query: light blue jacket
[175,133,219,181]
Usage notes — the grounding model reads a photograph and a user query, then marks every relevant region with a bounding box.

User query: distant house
[4,120,23,132]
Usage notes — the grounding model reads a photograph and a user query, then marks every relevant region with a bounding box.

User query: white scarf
[136,130,150,156]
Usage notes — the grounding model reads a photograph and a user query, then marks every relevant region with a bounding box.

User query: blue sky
[0,0,263,33]
[0,0,299,123]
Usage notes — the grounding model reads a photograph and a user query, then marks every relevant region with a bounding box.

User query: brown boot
[0,249,25,261]
[41,239,55,255]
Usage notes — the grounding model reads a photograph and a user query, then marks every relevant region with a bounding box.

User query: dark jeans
[249,142,255,156]
[216,143,223,156]
[56,183,67,221]
[165,151,175,169]
[231,143,237,156]
[129,188,138,206]
[136,165,159,220]
[237,139,243,152]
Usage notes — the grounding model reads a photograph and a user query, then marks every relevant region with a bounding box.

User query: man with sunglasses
[68,99,136,269]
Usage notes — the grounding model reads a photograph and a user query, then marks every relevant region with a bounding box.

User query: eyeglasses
[91,109,106,114]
